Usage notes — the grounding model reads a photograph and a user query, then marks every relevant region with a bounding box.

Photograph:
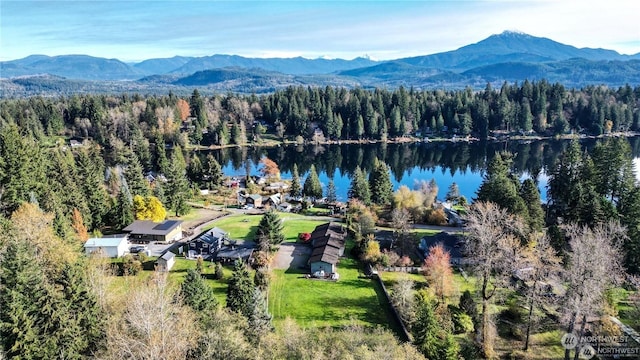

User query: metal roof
[84,237,127,248]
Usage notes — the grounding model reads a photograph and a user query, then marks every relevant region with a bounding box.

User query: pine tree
[187,154,204,186]
[226,260,255,318]
[326,179,337,204]
[203,154,222,190]
[181,268,218,312]
[166,147,191,216]
[114,178,134,229]
[348,166,371,205]
[302,164,323,199]
[412,298,459,360]
[75,146,109,229]
[290,164,302,198]
[519,179,544,232]
[445,182,460,204]
[247,288,273,337]
[123,151,150,197]
[368,159,393,205]
[255,209,285,247]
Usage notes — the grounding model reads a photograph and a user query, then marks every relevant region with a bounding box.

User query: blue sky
[2,0,639,62]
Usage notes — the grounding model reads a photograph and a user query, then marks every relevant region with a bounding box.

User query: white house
[84,237,129,258]
[155,251,176,272]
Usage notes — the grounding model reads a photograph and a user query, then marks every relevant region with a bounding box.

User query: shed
[84,237,129,258]
[155,251,176,272]
[309,246,340,274]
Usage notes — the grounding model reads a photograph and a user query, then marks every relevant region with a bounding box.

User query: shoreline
[190,131,640,151]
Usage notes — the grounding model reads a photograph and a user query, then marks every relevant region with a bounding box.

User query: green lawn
[203,213,331,242]
[269,256,397,331]
[109,257,235,305]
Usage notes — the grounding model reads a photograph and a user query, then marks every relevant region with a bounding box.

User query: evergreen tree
[247,288,273,337]
[348,166,371,205]
[166,147,191,216]
[123,151,150,197]
[290,163,302,198]
[181,268,218,312]
[226,260,255,318]
[368,159,393,205]
[445,182,460,204]
[204,153,223,190]
[412,298,459,360]
[302,164,323,199]
[75,146,109,229]
[255,209,285,247]
[114,178,134,229]
[326,179,337,204]
[187,154,204,186]
[476,153,526,218]
[519,179,544,232]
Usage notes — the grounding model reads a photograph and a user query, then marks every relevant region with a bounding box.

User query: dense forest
[1,83,640,359]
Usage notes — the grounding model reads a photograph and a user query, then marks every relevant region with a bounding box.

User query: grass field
[203,213,331,242]
[268,255,398,331]
[109,257,236,305]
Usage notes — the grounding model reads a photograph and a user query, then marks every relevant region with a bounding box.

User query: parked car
[130,245,147,253]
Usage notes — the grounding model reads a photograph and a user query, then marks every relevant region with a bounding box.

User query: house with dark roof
[123,220,183,243]
[419,232,468,265]
[186,227,228,258]
[308,222,346,275]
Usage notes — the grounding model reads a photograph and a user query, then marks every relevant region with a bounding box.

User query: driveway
[273,242,312,270]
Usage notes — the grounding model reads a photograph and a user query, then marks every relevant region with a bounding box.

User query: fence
[373,274,413,342]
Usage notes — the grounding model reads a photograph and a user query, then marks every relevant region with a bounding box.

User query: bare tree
[464,201,524,358]
[390,276,417,329]
[520,233,562,351]
[104,273,197,360]
[561,221,626,360]
[423,243,455,302]
[390,207,412,256]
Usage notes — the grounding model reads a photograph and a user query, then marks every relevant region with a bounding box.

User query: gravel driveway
[273,242,312,270]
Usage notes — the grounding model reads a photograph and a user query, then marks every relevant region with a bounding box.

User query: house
[264,182,290,192]
[263,193,282,208]
[84,236,129,258]
[123,220,183,243]
[419,232,468,265]
[69,139,85,148]
[277,202,293,212]
[309,246,341,274]
[245,194,263,208]
[187,227,228,258]
[155,251,176,272]
[308,222,347,275]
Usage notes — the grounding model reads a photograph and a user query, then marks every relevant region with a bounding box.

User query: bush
[426,208,448,226]
[450,308,474,334]
[298,232,311,243]
[122,254,142,276]
[214,262,224,280]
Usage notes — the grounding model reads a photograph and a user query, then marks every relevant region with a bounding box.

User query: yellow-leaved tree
[133,195,167,222]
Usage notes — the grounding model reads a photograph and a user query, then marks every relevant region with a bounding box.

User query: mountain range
[2,31,640,95]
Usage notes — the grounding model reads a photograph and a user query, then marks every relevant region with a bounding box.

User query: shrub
[450,307,474,334]
[298,232,311,243]
[214,262,224,280]
[426,208,448,226]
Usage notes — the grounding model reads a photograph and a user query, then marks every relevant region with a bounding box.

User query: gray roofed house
[187,227,229,258]
[419,232,468,265]
[308,222,346,275]
[123,220,183,243]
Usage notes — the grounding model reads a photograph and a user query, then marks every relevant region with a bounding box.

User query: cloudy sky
[2,0,639,62]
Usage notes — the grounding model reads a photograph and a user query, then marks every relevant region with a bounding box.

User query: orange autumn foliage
[177,99,190,121]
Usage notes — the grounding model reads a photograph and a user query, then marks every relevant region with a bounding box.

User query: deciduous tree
[464,201,524,358]
[423,243,455,302]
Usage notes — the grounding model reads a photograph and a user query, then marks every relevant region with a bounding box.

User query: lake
[211,137,640,203]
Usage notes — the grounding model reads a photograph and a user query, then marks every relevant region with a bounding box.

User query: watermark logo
[560,332,640,359]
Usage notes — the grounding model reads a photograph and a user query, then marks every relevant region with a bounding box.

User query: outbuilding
[123,220,183,243]
[84,237,129,258]
[155,251,176,272]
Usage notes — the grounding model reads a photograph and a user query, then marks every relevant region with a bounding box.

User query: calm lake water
[212,137,640,203]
